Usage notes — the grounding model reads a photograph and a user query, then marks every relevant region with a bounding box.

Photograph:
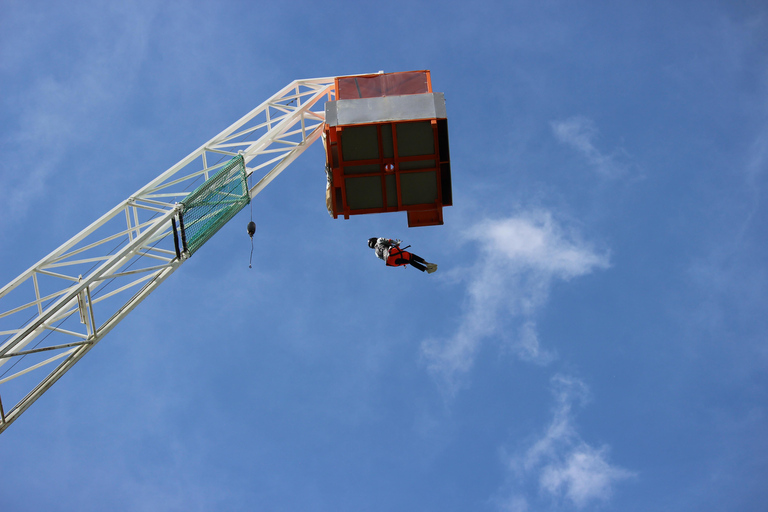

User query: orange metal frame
[324,70,451,227]
[325,121,446,220]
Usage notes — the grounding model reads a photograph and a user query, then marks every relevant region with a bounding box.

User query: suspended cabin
[323,70,452,227]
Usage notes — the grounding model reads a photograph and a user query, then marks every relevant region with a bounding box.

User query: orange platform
[324,71,452,227]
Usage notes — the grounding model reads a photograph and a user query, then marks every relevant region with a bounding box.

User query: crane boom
[0,77,335,433]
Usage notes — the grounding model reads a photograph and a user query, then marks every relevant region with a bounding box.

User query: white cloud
[0,3,155,222]
[516,320,555,365]
[551,116,632,178]
[512,375,589,474]
[540,444,632,508]
[501,375,634,510]
[421,212,609,392]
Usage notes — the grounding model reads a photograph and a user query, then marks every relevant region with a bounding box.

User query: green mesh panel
[180,155,249,255]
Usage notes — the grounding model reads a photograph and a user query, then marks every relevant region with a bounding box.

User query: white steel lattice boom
[0,77,337,433]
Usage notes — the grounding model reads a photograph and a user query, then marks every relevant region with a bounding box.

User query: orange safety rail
[336,70,432,100]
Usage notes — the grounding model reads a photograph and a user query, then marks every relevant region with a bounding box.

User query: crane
[0,71,451,433]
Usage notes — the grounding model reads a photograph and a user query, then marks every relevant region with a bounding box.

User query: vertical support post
[178,211,189,254]
[86,287,96,338]
[171,218,181,259]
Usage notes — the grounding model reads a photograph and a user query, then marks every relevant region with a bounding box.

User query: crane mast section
[0,78,335,433]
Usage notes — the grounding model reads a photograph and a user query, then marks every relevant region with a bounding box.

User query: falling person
[368,237,438,273]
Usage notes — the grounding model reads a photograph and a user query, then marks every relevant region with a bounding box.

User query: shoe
[426,263,438,274]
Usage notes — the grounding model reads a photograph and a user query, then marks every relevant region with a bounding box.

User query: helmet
[368,237,378,248]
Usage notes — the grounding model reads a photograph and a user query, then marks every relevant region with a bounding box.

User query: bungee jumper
[368,237,438,273]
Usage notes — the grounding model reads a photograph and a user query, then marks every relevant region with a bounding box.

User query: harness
[386,245,412,267]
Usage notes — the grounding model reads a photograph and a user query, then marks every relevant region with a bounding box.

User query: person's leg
[408,260,427,271]
[396,251,425,271]
[408,252,434,272]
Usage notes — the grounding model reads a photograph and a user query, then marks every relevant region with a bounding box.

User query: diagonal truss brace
[0,76,340,433]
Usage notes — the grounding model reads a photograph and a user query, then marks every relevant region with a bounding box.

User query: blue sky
[1,0,766,510]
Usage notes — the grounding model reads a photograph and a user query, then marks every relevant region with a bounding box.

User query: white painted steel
[0,77,338,433]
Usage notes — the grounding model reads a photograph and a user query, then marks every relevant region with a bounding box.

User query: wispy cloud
[500,375,634,510]
[551,116,632,178]
[421,211,609,393]
[0,3,155,222]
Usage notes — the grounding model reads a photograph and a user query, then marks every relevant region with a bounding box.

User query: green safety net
[180,155,249,255]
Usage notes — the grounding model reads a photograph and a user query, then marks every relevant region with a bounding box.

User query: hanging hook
[247,221,256,268]
[247,174,255,269]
